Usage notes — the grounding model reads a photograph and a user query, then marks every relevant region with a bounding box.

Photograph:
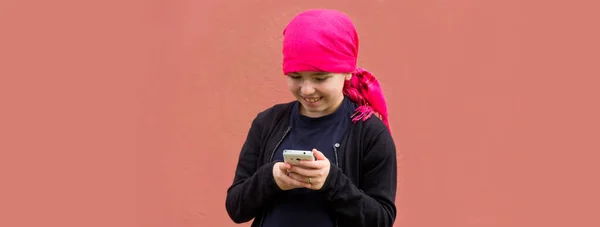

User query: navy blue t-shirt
[262,96,354,227]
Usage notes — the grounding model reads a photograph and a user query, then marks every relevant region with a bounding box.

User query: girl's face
[286,71,351,118]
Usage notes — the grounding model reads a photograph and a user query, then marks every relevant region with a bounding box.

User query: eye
[288,74,301,80]
[315,77,329,81]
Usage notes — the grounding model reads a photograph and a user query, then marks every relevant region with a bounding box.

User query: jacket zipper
[269,126,292,162]
[332,143,340,167]
[332,143,340,227]
[259,126,292,227]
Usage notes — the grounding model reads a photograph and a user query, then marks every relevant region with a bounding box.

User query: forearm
[320,166,396,226]
[225,162,281,223]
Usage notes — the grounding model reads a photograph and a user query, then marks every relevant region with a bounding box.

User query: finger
[277,162,291,171]
[289,172,323,186]
[282,172,311,188]
[313,149,328,161]
[288,172,308,183]
[297,160,325,169]
[289,166,323,178]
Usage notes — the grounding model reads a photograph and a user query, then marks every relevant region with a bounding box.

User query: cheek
[339,80,346,92]
[287,81,301,96]
[286,80,296,91]
[333,80,346,95]
[322,84,343,99]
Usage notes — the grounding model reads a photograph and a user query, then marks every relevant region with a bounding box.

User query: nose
[300,81,315,96]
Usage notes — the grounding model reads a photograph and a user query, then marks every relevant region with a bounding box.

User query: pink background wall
[1,0,599,226]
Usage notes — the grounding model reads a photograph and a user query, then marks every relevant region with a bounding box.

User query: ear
[345,73,352,80]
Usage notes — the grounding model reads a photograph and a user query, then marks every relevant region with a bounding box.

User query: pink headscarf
[282,9,391,132]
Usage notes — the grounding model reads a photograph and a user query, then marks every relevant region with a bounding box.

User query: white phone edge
[282,149,315,164]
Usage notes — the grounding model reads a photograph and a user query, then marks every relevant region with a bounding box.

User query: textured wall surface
[1,0,599,226]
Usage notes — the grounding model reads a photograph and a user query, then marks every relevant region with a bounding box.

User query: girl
[226,9,397,227]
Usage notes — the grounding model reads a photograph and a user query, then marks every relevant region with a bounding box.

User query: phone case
[282,149,315,165]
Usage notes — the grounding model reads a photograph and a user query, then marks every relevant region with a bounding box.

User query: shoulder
[355,114,389,137]
[363,115,388,134]
[255,100,295,120]
[355,115,395,150]
[251,100,296,127]
[343,97,388,137]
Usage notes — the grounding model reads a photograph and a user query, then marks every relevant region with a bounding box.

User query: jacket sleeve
[320,128,398,227]
[225,115,282,223]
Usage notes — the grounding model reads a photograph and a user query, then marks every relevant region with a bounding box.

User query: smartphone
[282,149,315,165]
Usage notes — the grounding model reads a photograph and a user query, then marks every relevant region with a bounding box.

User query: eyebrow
[287,72,331,77]
[289,72,329,76]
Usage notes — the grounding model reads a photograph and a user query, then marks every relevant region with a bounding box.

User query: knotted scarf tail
[344,68,391,133]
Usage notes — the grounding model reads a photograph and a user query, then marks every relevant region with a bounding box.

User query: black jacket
[225,100,397,227]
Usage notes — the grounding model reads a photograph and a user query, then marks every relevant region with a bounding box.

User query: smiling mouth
[303,97,322,103]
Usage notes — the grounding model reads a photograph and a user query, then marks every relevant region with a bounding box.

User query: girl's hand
[273,162,312,190]
[287,149,330,190]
